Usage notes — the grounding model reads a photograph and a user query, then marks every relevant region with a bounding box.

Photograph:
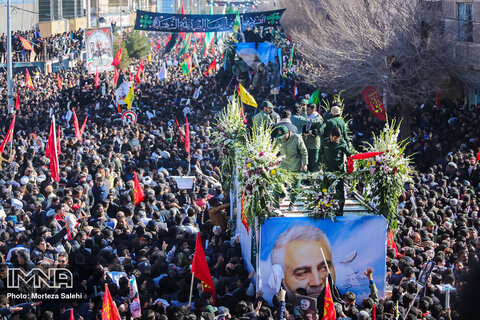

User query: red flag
[435,92,440,107]
[204,59,217,76]
[19,36,33,51]
[347,151,384,174]
[165,34,172,48]
[25,69,34,90]
[240,107,247,124]
[192,233,216,303]
[0,115,15,155]
[135,60,144,85]
[69,308,74,320]
[45,121,54,158]
[362,86,386,121]
[113,67,119,86]
[211,38,215,55]
[323,277,336,320]
[373,304,376,320]
[477,150,480,161]
[293,81,298,101]
[181,2,185,14]
[185,117,190,154]
[94,67,100,89]
[72,107,82,142]
[133,172,145,206]
[57,73,63,90]
[174,115,184,143]
[387,230,400,258]
[57,125,61,156]
[240,190,249,233]
[117,102,122,114]
[80,116,88,135]
[46,117,60,182]
[129,70,133,82]
[155,41,160,53]
[15,90,20,110]
[102,284,121,320]
[112,46,123,67]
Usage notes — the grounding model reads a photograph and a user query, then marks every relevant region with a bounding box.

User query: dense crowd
[0,24,478,320]
[0,29,84,63]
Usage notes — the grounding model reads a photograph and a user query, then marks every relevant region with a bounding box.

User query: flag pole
[188,271,195,307]
[319,247,332,276]
[8,114,14,169]
[6,0,14,113]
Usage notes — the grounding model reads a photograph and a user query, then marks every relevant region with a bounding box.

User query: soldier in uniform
[319,127,353,214]
[253,100,279,128]
[274,125,308,209]
[320,105,349,142]
[303,103,323,172]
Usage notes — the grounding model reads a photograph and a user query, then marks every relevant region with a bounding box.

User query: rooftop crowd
[0,29,84,63]
[0,23,478,320]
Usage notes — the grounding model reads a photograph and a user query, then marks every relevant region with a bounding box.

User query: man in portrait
[270,225,336,298]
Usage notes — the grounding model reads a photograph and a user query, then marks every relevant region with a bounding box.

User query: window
[458,3,473,42]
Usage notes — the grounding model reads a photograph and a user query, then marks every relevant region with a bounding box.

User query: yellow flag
[124,85,135,110]
[238,83,257,107]
[148,52,152,62]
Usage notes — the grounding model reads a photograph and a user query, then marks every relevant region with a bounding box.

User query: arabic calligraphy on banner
[134,9,285,32]
[362,86,387,121]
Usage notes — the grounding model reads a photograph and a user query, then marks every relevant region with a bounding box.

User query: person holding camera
[303,103,324,172]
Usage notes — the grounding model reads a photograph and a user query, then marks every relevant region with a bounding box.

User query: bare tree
[279,0,474,129]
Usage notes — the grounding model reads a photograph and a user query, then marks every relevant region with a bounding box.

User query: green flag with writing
[309,89,320,105]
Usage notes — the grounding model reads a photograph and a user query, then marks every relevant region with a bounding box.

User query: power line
[0,4,40,15]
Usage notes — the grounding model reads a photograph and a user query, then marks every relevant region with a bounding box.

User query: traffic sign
[122,110,137,125]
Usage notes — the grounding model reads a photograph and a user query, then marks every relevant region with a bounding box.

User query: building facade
[443,0,480,104]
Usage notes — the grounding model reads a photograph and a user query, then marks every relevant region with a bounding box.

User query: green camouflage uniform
[320,116,349,142]
[275,132,308,206]
[319,137,353,213]
[253,110,275,128]
[302,112,323,172]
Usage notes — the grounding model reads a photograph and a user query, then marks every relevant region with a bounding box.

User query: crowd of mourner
[0,24,478,320]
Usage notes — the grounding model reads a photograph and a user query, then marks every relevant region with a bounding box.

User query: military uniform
[274,127,308,207]
[278,132,308,172]
[302,112,323,172]
[291,114,323,172]
[320,116,349,142]
[253,110,278,128]
[319,137,353,214]
[253,110,272,128]
[319,137,352,172]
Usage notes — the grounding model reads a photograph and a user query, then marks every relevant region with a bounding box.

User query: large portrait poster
[259,216,387,304]
[235,43,279,69]
[116,81,130,105]
[85,27,114,73]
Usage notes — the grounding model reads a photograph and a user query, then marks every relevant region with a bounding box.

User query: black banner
[134,9,285,33]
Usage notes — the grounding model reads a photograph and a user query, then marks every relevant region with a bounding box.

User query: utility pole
[96,0,100,27]
[120,0,123,34]
[7,0,14,114]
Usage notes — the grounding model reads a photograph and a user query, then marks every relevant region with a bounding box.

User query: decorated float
[213,95,414,303]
